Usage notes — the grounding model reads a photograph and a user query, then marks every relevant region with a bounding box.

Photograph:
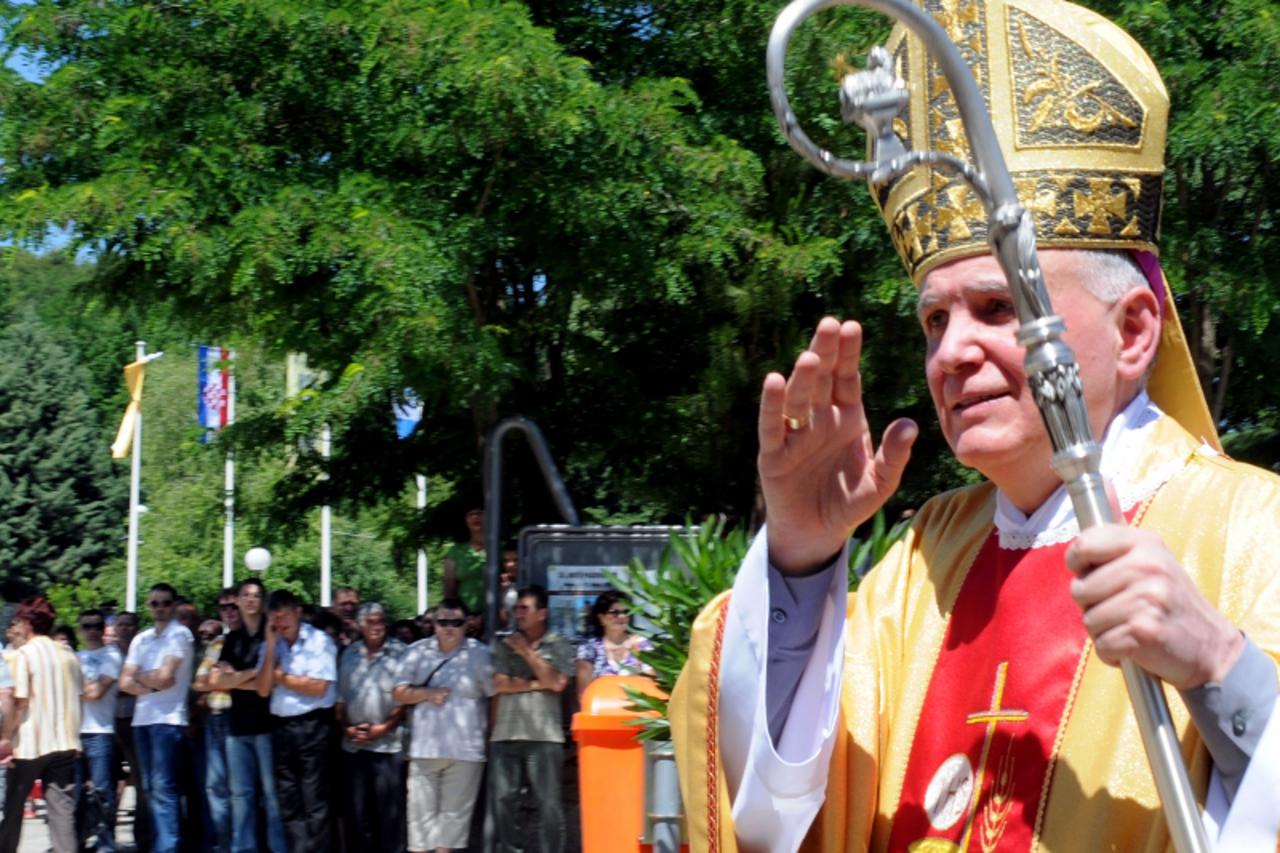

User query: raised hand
[503,632,531,657]
[759,317,917,574]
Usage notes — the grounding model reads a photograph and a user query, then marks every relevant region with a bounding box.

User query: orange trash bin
[571,675,686,852]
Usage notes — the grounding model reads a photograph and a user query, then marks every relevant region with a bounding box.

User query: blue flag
[393,391,423,439]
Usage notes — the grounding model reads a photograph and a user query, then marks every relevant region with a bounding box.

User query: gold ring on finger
[784,413,812,431]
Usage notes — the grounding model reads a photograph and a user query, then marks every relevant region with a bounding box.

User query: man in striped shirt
[0,597,84,853]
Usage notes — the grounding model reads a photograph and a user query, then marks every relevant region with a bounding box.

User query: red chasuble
[886,507,1141,852]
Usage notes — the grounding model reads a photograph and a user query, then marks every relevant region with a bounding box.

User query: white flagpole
[125,341,164,612]
[222,350,236,588]
[320,423,332,607]
[416,474,428,614]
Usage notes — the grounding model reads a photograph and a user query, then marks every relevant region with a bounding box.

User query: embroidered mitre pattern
[865,0,1168,283]
[1009,8,1143,147]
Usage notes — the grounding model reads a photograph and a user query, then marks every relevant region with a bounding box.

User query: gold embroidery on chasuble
[704,596,731,853]
[965,663,1028,853]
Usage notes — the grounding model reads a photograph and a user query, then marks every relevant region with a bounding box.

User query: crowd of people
[0,576,654,853]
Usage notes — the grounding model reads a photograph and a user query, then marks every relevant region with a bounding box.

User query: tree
[106,337,424,619]
[0,308,126,591]
[0,0,819,530]
[1,0,1273,545]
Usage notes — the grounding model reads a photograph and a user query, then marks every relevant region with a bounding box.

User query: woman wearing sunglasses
[575,591,654,702]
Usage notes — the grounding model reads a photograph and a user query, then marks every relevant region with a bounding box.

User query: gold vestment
[672,415,1280,852]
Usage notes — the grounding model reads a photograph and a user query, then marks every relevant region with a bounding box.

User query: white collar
[993,391,1184,549]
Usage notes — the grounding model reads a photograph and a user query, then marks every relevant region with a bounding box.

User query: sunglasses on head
[147,599,174,608]
[435,618,465,628]
[80,622,105,630]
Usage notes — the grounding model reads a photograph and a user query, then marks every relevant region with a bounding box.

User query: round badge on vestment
[923,752,974,831]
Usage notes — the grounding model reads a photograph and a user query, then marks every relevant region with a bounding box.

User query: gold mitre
[868,0,1220,448]
[871,0,1167,284]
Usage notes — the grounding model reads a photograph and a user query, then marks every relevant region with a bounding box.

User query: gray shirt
[337,638,407,754]
[490,632,574,744]
[395,637,494,762]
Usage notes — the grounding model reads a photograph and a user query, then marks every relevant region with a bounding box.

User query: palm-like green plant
[848,509,914,588]
[608,516,747,741]
[611,512,910,740]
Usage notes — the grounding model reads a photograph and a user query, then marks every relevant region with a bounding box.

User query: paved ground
[15,786,138,853]
[10,765,582,852]
[15,814,51,853]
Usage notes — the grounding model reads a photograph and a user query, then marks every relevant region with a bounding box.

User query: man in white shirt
[255,590,337,852]
[119,583,194,853]
[78,608,122,853]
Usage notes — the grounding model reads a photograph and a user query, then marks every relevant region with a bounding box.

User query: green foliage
[0,0,945,532]
[612,510,909,740]
[0,309,126,594]
[1223,411,1280,472]
[0,0,1276,597]
[0,252,435,617]
[44,580,101,627]
[105,339,427,619]
[848,508,913,588]
[608,517,747,741]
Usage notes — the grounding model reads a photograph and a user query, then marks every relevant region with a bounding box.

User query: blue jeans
[82,732,117,852]
[134,723,184,853]
[226,733,286,853]
[204,714,232,853]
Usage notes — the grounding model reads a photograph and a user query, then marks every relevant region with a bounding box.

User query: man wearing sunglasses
[78,608,123,853]
[120,583,195,853]
[394,598,494,853]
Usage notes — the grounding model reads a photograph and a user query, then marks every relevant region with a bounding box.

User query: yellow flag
[110,360,147,459]
[285,352,327,399]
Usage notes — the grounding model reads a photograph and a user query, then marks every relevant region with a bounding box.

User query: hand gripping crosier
[765,1,1210,850]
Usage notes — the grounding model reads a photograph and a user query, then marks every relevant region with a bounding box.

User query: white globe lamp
[244,547,272,573]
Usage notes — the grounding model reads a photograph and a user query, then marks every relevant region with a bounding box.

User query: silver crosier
[765,1,1211,850]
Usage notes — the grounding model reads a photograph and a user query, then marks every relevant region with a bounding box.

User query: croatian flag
[197,346,232,439]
